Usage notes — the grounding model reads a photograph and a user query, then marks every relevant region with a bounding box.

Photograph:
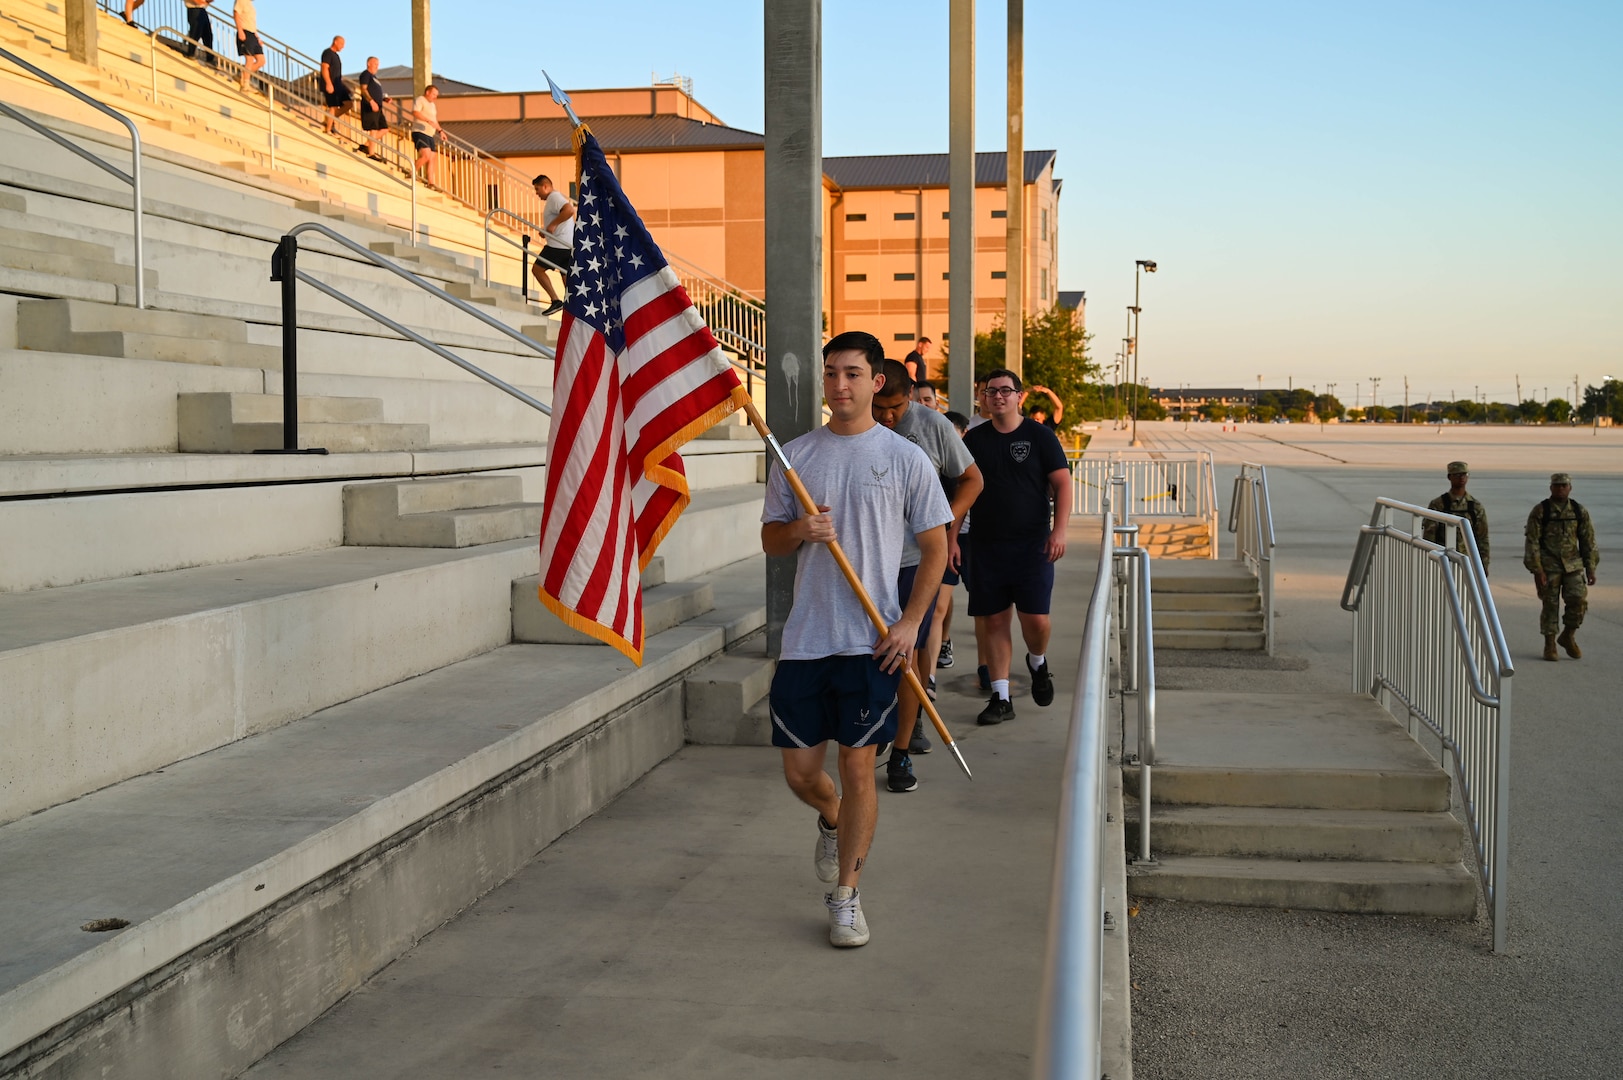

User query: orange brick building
[386,73,1063,343]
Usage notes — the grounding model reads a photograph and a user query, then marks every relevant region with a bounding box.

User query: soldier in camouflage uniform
[1524,472,1599,661]
[1423,460,1489,570]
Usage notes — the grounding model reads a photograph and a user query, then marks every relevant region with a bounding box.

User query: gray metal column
[1004,0,1024,376]
[411,0,432,98]
[763,0,823,657]
[65,0,98,65]
[948,0,976,412]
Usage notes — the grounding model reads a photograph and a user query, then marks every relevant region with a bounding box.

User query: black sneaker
[937,639,955,669]
[976,694,1014,726]
[886,752,919,792]
[908,725,933,754]
[541,300,564,316]
[1027,656,1054,707]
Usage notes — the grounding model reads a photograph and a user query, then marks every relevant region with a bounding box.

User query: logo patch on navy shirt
[1011,441,1032,463]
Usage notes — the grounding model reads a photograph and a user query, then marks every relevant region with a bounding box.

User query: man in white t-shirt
[761,330,951,948]
[410,85,440,189]
[530,174,576,316]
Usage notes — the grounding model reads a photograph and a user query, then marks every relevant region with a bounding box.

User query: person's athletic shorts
[941,560,961,588]
[324,86,353,108]
[966,535,1054,617]
[361,107,387,132]
[769,655,901,750]
[411,132,437,152]
[895,563,941,650]
[237,31,262,57]
[957,535,972,590]
[537,244,573,272]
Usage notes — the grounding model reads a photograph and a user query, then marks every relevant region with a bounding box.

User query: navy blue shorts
[966,536,1054,616]
[769,656,901,750]
[896,563,942,650]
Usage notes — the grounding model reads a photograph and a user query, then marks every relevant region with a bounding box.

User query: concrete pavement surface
[1103,420,1622,1079]
[243,532,1109,1078]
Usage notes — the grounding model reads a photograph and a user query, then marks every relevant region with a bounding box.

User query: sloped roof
[822,150,1056,189]
[443,115,765,155]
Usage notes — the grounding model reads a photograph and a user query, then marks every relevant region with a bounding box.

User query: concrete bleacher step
[1150,558,1258,593]
[344,475,543,547]
[1125,804,1465,863]
[177,391,396,453]
[1151,556,1264,650]
[368,239,471,275]
[17,296,272,360]
[1155,610,1264,632]
[0,538,537,825]
[442,279,543,314]
[0,241,157,291]
[1153,627,1267,650]
[512,578,715,645]
[0,621,732,1080]
[1126,855,1477,917]
[683,636,775,745]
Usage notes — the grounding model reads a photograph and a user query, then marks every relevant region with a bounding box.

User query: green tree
[1200,402,1229,421]
[1545,398,1573,424]
[1518,399,1544,423]
[1255,405,1278,423]
[1578,381,1623,423]
[972,308,1097,424]
[1313,394,1344,421]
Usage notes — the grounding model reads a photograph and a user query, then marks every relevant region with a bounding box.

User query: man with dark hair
[411,85,440,189]
[233,0,263,94]
[871,359,982,793]
[963,367,1072,725]
[762,330,951,947]
[320,37,354,135]
[531,174,576,316]
[904,337,933,385]
[913,379,940,412]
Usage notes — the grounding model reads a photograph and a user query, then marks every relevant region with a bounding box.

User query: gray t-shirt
[763,423,953,661]
[890,403,974,567]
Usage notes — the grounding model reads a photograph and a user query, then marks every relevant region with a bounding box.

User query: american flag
[536,129,751,664]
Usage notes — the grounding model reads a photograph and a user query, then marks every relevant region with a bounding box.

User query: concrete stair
[683,635,775,745]
[177,390,431,453]
[1134,516,1214,558]
[1124,690,1477,918]
[343,475,543,547]
[1150,557,1265,650]
[17,297,279,367]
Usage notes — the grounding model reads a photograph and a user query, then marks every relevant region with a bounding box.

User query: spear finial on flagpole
[544,71,582,128]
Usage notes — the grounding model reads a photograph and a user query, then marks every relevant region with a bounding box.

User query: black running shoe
[541,300,564,316]
[887,752,919,792]
[1028,655,1054,707]
[908,726,933,754]
[937,639,955,669]
[976,694,1014,726]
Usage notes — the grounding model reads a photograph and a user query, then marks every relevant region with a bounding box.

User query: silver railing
[483,207,555,297]
[667,251,766,375]
[1341,497,1513,952]
[267,221,551,450]
[1113,521,1158,864]
[1072,449,1218,558]
[1035,510,1115,1079]
[0,45,145,308]
[1229,462,1276,654]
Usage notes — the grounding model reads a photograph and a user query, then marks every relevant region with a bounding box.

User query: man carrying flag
[535,124,750,662]
[762,331,951,947]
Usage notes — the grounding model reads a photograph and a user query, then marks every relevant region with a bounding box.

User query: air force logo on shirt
[868,464,891,485]
[1011,441,1032,463]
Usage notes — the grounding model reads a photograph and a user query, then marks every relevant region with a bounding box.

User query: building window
[991,270,1007,279]
[1041,208,1049,242]
[991,209,1007,219]
[1041,268,1048,299]
[894,332,916,342]
[941,272,950,280]
[894,272,916,281]
[941,211,950,219]
[894,212,915,221]
[569,182,578,200]
[845,273,867,282]
[846,213,867,222]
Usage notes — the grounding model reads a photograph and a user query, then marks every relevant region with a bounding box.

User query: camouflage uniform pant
[1538,571,1588,635]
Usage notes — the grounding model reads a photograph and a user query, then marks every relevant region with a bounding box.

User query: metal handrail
[1034,510,1115,1079]
[1339,496,1512,952]
[1229,462,1276,653]
[1113,528,1158,863]
[483,206,556,291]
[0,45,144,308]
[268,222,552,451]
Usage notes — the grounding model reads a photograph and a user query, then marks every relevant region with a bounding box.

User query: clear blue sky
[271,1,1620,403]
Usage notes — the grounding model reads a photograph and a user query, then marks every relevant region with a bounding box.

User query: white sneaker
[815,818,839,883]
[825,886,870,947]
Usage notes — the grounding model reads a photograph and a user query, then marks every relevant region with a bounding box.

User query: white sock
[992,678,1010,701]
[1027,652,1046,670]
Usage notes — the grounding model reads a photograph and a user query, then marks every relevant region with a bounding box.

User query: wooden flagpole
[740,400,973,780]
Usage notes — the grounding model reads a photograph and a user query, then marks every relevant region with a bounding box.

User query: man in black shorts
[963,367,1071,725]
[531,175,576,316]
[232,0,263,94]
[762,331,951,946]
[319,36,354,135]
[356,56,389,158]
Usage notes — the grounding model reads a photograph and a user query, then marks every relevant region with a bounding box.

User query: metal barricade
[0,45,145,308]
[1229,462,1276,654]
[1073,450,1218,558]
[1341,498,1513,952]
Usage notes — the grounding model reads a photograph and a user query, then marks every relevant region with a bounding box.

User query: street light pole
[1129,259,1156,446]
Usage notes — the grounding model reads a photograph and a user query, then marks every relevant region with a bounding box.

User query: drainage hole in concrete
[81,918,130,933]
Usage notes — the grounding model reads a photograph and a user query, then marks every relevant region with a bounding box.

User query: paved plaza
[1110,420,1623,1079]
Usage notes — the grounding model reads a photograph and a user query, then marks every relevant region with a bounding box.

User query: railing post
[270,235,299,451]
[521,234,530,301]
[267,84,275,170]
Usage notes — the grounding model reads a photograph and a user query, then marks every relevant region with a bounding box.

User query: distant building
[383,72,1068,343]
[1149,387,1293,417]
